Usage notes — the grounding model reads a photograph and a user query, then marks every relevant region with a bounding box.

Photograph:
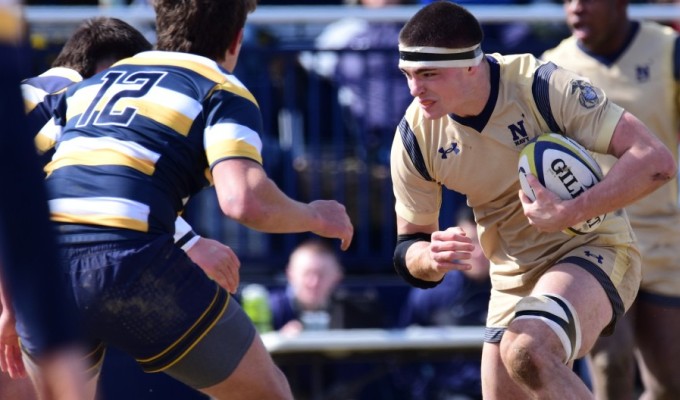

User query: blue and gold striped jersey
[21,67,83,161]
[47,51,264,242]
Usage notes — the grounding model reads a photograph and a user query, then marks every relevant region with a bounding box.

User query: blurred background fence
[23,3,680,282]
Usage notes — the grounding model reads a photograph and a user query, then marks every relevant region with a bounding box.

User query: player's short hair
[399,1,484,49]
[153,0,258,62]
[52,17,151,78]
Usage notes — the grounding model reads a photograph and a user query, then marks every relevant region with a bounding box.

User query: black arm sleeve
[393,233,444,289]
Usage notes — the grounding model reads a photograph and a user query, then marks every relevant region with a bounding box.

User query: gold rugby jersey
[542,21,680,225]
[543,22,680,297]
[47,51,263,241]
[391,53,635,290]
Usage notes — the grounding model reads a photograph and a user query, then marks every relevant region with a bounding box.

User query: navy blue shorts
[52,234,255,386]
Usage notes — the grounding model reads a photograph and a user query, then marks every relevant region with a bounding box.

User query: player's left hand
[187,237,241,293]
[519,174,571,232]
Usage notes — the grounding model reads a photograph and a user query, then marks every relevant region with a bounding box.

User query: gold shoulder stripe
[215,81,258,107]
[119,57,258,106]
[121,57,226,84]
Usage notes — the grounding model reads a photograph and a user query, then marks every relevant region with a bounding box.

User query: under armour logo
[636,65,650,83]
[438,143,459,159]
[584,250,604,264]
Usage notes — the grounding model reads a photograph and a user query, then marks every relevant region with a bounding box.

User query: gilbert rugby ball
[518,133,606,235]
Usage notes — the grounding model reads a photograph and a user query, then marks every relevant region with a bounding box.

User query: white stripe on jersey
[204,122,263,166]
[53,136,160,164]
[141,86,202,120]
[203,122,262,153]
[66,84,102,120]
[21,84,48,111]
[49,197,150,224]
[204,122,263,152]
[38,67,83,80]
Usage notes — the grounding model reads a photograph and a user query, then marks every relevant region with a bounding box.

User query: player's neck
[462,59,491,117]
[593,19,633,57]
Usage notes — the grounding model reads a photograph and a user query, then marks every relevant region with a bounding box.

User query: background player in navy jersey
[391,2,674,399]
[38,0,353,399]
[542,0,680,398]
[0,2,87,399]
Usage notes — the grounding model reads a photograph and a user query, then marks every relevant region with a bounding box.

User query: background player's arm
[212,158,353,250]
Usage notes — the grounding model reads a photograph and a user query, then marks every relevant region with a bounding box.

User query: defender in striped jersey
[20,16,242,305]
[6,17,247,399]
[391,2,675,399]
[542,0,680,397]
[36,1,353,400]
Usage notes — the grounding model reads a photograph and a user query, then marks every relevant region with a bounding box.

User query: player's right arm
[212,158,353,251]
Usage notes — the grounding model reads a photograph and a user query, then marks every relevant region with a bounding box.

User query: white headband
[398,43,483,68]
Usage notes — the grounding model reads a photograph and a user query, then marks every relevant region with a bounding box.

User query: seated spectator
[269,238,385,334]
[395,206,491,400]
[268,238,388,399]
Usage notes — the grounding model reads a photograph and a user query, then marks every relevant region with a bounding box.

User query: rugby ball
[518,133,606,235]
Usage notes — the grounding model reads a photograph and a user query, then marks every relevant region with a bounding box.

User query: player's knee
[500,334,544,390]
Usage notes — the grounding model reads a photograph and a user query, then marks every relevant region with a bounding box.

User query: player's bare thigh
[531,263,613,357]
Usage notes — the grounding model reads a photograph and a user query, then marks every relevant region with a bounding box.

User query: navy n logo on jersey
[438,142,459,159]
[508,120,529,146]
